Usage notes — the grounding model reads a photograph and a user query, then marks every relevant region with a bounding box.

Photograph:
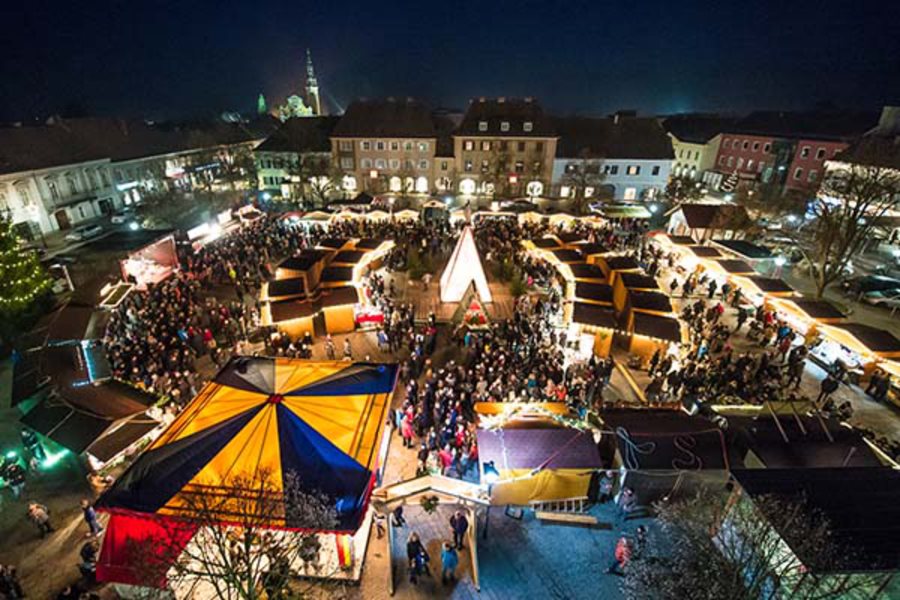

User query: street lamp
[482,461,500,539]
[774,255,787,278]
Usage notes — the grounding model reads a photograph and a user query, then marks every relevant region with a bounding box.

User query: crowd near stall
[11,197,900,598]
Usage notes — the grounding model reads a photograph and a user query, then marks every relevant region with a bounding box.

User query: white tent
[440,226,492,303]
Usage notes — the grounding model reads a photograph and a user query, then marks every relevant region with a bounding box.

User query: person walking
[342,338,353,361]
[406,532,429,584]
[26,502,53,537]
[401,415,415,449]
[817,374,839,407]
[449,510,469,550]
[81,499,103,537]
[440,541,459,585]
[598,471,615,503]
[392,505,406,527]
[607,536,632,576]
[325,335,336,360]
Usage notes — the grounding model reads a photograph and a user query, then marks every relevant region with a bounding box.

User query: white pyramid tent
[440,226,493,303]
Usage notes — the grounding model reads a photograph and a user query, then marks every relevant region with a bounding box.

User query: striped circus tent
[95,357,398,586]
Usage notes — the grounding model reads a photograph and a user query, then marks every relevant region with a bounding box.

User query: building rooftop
[254,116,340,153]
[554,115,674,160]
[678,203,750,230]
[662,114,740,144]
[0,116,274,175]
[732,467,900,572]
[726,110,878,142]
[331,98,436,138]
[456,97,556,137]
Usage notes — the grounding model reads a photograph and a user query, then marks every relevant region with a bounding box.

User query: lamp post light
[482,461,499,540]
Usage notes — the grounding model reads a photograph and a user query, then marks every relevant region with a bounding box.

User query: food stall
[811,322,900,386]
[321,286,361,334]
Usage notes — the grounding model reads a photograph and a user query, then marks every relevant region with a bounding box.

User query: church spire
[304,49,322,116]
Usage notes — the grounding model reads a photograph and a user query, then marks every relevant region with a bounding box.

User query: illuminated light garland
[0,218,51,311]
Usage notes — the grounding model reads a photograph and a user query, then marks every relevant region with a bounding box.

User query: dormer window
[523,121,533,132]
[500,121,510,132]
[478,121,488,132]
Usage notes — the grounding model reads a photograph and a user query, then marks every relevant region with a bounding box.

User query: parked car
[842,275,900,295]
[64,224,104,243]
[862,289,900,308]
[110,208,133,224]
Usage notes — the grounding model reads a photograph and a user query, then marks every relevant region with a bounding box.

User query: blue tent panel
[275,404,371,527]
[285,363,397,397]
[97,406,264,514]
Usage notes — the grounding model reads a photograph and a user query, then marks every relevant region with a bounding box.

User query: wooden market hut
[595,254,641,285]
[567,263,606,283]
[612,272,660,313]
[627,312,685,363]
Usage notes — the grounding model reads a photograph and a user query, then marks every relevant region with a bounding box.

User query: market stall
[595,254,641,285]
[570,302,618,357]
[119,234,179,290]
[628,312,685,364]
[476,414,603,506]
[612,272,661,314]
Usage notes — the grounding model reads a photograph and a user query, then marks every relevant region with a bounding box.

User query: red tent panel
[97,512,196,587]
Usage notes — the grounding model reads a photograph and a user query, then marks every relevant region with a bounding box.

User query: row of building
[1,97,895,238]
[0,116,281,238]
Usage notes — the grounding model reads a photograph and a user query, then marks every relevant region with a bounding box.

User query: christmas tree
[0,218,51,316]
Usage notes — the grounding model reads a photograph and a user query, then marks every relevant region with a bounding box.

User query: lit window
[800,146,810,159]
[514,160,524,173]
[501,121,510,132]
[560,186,571,198]
[626,165,640,175]
[651,166,660,176]
[418,142,429,152]
[747,159,754,170]
[389,177,401,192]
[478,121,488,132]
[415,177,429,193]
[361,141,371,151]
[815,148,826,160]
[808,170,818,182]
[794,167,803,180]
[623,187,637,200]
[481,141,491,151]
[459,178,476,195]
[464,140,475,151]
[464,160,473,172]
[523,121,533,132]
[370,170,378,179]
[375,159,386,169]
[584,186,594,197]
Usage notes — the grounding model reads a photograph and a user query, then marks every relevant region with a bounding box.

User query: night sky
[3,0,898,121]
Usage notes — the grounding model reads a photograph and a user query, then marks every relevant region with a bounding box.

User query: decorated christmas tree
[0,218,51,316]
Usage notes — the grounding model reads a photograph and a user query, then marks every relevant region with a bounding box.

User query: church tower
[304,48,323,116]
